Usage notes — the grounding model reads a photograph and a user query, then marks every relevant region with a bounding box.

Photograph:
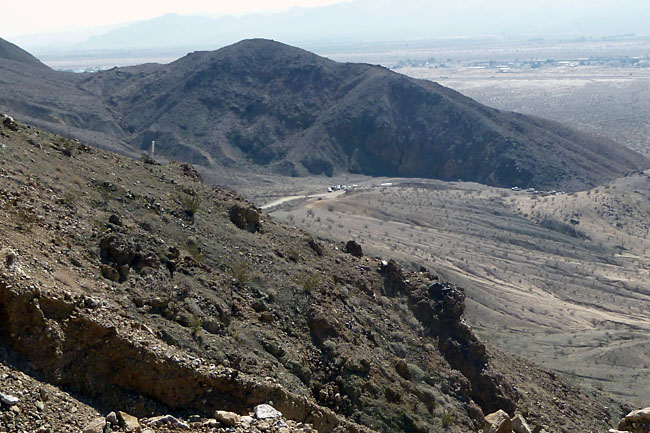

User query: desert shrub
[187,243,204,262]
[228,261,249,286]
[295,272,322,292]
[61,139,76,157]
[140,153,159,165]
[71,175,85,188]
[178,192,201,218]
[63,191,77,206]
[10,206,37,232]
[440,410,455,427]
[539,217,588,239]
[190,317,202,339]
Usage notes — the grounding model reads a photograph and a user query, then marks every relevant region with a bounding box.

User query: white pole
[150,140,155,158]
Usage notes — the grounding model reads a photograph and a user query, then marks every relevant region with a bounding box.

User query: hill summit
[1,38,648,190]
[0,37,45,67]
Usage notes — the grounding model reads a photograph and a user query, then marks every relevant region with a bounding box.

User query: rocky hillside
[0,115,621,432]
[1,38,648,191]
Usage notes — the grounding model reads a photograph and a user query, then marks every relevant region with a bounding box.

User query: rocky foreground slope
[1,38,648,191]
[0,116,624,432]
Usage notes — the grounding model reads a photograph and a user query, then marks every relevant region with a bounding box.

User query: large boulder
[380,259,409,296]
[345,240,363,258]
[512,413,533,433]
[618,407,650,433]
[484,410,512,433]
[2,114,18,131]
[229,204,261,233]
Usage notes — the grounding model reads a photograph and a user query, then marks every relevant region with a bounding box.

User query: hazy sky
[0,0,349,38]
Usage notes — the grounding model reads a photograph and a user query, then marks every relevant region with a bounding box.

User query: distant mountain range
[24,0,650,54]
[0,36,647,190]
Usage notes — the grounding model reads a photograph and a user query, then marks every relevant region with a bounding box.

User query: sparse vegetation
[294,272,323,293]
[440,410,455,428]
[178,192,201,218]
[228,261,249,286]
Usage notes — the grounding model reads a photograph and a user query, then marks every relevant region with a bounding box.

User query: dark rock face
[173,162,202,183]
[99,234,160,282]
[1,38,648,191]
[229,204,261,233]
[308,238,324,256]
[345,240,363,258]
[406,280,518,415]
[380,259,409,296]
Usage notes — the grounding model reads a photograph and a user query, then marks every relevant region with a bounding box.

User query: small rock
[84,297,101,309]
[512,413,533,433]
[215,410,240,426]
[0,392,19,406]
[484,410,512,433]
[35,400,45,411]
[117,411,141,432]
[145,415,190,430]
[202,419,219,428]
[82,417,106,433]
[1,248,18,272]
[109,214,123,226]
[254,404,282,420]
[105,412,118,425]
[308,238,324,256]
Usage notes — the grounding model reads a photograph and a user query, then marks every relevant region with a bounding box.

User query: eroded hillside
[267,170,650,407]
[0,117,617,432]
[1,37,648,191]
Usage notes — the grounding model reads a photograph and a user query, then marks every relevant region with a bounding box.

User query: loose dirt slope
[0,117,616,432]
[268,173,650,406]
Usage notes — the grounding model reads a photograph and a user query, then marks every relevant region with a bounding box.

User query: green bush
[440,410,455,428]
[178,193,201,218]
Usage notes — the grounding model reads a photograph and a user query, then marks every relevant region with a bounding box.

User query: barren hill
[1,38,648,190]
[0,38,46,68]
[0,116,617,432]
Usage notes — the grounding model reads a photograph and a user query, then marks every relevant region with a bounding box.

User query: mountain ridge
[1,37,648,191]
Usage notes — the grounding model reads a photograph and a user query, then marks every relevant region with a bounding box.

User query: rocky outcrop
[483,410,511,433]
[171,161,203,183]
[99,234,160,282]
[0,273,372,433]
[229,204,261,233]
[406,279,517,415]
[481,411,541,433]
[2,114,18,131]
[344,240,363,258]
[614,407,650,433]
[379,259,409,297]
